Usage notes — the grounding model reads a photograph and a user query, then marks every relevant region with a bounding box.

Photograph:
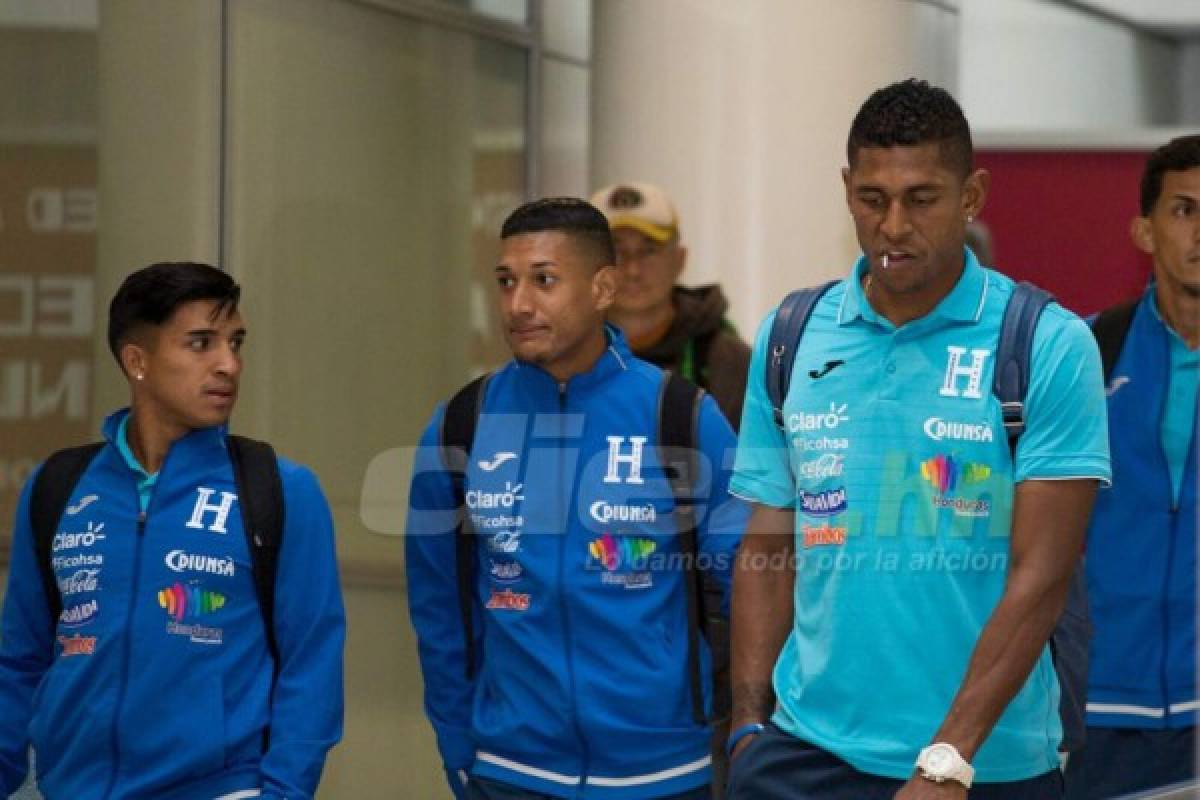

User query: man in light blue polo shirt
[726,79,1110,800]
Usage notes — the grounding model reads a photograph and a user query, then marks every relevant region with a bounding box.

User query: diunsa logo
[923,417,994,443]
[165,550,235,577]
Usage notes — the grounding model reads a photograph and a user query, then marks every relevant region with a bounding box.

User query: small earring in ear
[136,373,144,381]
[966,215,974,223]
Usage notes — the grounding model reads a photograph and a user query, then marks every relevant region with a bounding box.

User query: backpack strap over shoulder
[767,280,838,428]
[658,370,706,724]
[1090,298,1138,384]
[227,434,285,667]
[30,443,105,624]
[993,281,1054,453]
[441,373,492,680]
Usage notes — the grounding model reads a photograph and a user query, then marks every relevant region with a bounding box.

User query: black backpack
[30,435,285,666]
[439,370,712,724]
[765,279,1092,752]
[1090,299,1138,384]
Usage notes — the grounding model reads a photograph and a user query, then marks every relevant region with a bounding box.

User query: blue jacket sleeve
[258,463,346,800]
[694,394,749,617]
[0,470,54,795]
[405,407,480,790]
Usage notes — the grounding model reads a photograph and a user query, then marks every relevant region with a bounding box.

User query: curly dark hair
[501,197,616,269]
[1140,134,1200,215]
[847,78,973,177]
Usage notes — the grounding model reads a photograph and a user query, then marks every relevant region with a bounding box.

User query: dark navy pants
[466,775,711,800]
[1064,726,1196,799]
[726,723,1064,799]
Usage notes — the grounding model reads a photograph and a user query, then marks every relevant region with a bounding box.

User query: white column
[591,0,959,331]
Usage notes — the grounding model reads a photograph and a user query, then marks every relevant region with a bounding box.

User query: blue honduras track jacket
[0,409,345,799]
[1085,293,1197,729]
[406,330,747,799]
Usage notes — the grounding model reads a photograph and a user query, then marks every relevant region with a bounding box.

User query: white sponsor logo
[186,487,238,534]
[589,501,657,524]
[787,403,850,433]
[52,553,103,570]
[489,560,523,582]
[478,452,517,472]
[799,487,847,516]
[59,599,99,627]
[793,436,849,452]
[467,482,524,510]
[65,494,99,515]
[1106,376,1130,397]
[53,521,106,551]
[166,621,223,645]
[165,550,235,577]
[923,417,994,443]
[488,530,521,554]
[471,513,524,530]
[939,346,990,399]
[796,454,845,480]
[57,569,100,596]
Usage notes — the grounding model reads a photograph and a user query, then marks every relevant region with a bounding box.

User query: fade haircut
[847,78,974,178]
[1140,134,1200,215]
[501,197,616,269]
[107,262,241,367]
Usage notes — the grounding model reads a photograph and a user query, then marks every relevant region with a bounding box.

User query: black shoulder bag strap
[658,370,706,724]
[30,443,105,624]
[1090,299,1138,384]
[227,435,285,669]
[766,280,838,429]
[441,374,492,680]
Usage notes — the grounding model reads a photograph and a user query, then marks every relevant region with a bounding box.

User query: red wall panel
[975,150,1153,317]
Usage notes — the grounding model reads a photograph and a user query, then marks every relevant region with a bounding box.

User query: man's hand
[894,775,967,800]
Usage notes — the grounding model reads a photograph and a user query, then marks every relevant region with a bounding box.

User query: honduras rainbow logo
[588,533,657,571]
[920,454,991,494]
[158,582,226,622]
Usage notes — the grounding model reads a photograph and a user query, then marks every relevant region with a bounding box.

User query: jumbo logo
[58,634,97,657]
[587,533,657,571]
[920,455,991,494]
[158,582,226,623]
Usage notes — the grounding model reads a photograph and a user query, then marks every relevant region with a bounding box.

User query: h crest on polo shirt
[603,436,646,485]
[939,346,990,399]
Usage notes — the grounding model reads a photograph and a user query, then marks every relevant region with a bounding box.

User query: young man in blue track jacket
[0,263,345,799]
[1065,135,1200,799]
[406,198,748,800]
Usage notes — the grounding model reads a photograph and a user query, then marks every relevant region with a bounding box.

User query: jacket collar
[511,324,632,392]
[102,407,229,474]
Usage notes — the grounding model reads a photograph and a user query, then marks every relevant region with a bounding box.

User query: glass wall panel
[225,0,526,794]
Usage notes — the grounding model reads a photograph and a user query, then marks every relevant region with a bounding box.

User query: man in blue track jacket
[1065,135,1200,798]
[0,262,345,799]
[406,198,747,800]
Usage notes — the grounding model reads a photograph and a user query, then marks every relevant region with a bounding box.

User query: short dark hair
[501,197,616,269]
[847,78,973,177]
[107,262,241,365]
[1140,134,1200,215]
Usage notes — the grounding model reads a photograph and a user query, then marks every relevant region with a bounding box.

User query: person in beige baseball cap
[590,182,751,432]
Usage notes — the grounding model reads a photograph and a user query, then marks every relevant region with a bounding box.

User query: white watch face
[926,747,953,773]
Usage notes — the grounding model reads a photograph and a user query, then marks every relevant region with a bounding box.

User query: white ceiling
[1068,0,1200,37]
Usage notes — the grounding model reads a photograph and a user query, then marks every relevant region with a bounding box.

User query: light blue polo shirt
[732,250,1110,782]
[115,413,158,513]
[1148,287,1199,506]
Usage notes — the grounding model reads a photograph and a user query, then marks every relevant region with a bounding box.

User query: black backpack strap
[227,435,285,669]
[1090,299,1138,385]
[658,371,706,725]
[993,281,1054,454]
[767,281,838,428]
[441,374,492,680]
[30,443,105,625]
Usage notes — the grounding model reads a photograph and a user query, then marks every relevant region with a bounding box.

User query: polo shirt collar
[838,247,989,327]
